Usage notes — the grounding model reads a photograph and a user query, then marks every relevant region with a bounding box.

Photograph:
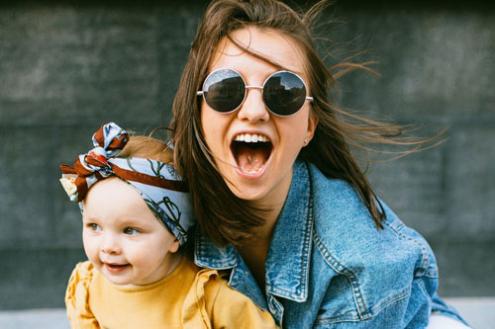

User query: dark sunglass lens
[263,71,307,116]
[203,69,245,113]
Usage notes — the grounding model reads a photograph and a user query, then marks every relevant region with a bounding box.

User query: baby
[59,122,277,329]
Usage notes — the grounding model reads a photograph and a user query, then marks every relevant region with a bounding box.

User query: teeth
[244,167,263,174]
[234,133,269,143]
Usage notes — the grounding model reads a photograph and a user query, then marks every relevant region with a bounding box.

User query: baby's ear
[168,239,180,253]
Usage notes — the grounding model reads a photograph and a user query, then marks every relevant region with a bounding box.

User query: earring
[303,138,309,146]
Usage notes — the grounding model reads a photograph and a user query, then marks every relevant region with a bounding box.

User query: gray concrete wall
[0,1,494,310]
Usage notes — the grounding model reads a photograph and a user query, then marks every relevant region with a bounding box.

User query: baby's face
[81,177,179,286]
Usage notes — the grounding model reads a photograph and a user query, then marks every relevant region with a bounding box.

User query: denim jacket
[194,161,466,328]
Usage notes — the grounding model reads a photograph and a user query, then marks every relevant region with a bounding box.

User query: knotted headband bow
[59,122,193,245]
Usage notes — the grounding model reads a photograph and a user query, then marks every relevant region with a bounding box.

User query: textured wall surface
[0,1,494,309]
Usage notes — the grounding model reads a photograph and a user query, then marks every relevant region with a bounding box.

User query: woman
[170,0,469,328]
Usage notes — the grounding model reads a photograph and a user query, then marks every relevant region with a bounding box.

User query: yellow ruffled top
[65,258,278,329]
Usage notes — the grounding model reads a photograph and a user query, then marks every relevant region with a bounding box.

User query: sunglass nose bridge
[244,85,264,90]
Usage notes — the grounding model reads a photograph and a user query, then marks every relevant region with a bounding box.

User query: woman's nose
[237,87,270,123]
[101,233,121,255]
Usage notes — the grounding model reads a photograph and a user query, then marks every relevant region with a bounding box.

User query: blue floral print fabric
[59,122,193,245]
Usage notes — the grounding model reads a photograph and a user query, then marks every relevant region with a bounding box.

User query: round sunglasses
[197,68,313,116]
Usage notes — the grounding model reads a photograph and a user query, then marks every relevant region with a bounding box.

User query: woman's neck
[250,166,293,241]
[237,170,293,288]
[251,206,280,241]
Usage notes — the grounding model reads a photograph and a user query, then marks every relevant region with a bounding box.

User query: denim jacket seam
[315,285,411,325]
[423,271,437,279]
[194,258,235,270]
[313,231,370,319]
[194,235,237,270]
[369,285,411,317]
[315,310,361,325]
[265,170,313,302]
[415,276,429,300]
[383,219,431,279]
[299,162,314,301]
[267,191,313,302]
[267,295,284,326]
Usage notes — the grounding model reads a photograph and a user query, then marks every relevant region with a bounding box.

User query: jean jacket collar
[194,161,313,303]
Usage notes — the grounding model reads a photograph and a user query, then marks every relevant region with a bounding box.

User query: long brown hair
[170,0,430,246]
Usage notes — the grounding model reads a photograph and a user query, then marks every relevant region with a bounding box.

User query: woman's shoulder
[307,164,441,325]
[308,163,437,277]
[308,162,375,225]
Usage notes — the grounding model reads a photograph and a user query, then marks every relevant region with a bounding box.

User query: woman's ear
[168,239,180,253]
[305,111,318,145]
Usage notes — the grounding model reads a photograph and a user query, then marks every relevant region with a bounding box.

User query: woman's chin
[229,184,266,202]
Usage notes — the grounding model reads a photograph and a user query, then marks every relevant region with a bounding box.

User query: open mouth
[231,133,273,175]
[104,263,130,273]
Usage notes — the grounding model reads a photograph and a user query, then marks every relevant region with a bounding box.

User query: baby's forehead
[84,177,141,204]
[81,178,158,223]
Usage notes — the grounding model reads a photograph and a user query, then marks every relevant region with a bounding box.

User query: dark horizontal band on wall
[1,0,494,12]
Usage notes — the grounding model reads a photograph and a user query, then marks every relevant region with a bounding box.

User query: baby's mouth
[104,262,130,272]
[231,133,273,174]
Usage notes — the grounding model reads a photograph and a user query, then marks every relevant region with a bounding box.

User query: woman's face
[200,26,317,207]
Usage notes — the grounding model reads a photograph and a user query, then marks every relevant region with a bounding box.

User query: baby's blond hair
[119,135,173,163]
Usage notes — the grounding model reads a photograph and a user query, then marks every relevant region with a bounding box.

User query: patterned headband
[59,122,193,245]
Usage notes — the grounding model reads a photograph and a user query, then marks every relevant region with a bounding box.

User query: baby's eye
[123,227,140,236]
[86,223,102,232]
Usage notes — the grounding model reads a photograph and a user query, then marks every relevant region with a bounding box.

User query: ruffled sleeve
[182,268,278,329]
[209,279,279,329]
[182,268,216,329]
[65,261,100,329]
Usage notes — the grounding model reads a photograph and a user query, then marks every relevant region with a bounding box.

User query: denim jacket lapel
[194,231,237,270]
[194,160,313,307]
[194,225,268,309]
[265,160,313,303]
